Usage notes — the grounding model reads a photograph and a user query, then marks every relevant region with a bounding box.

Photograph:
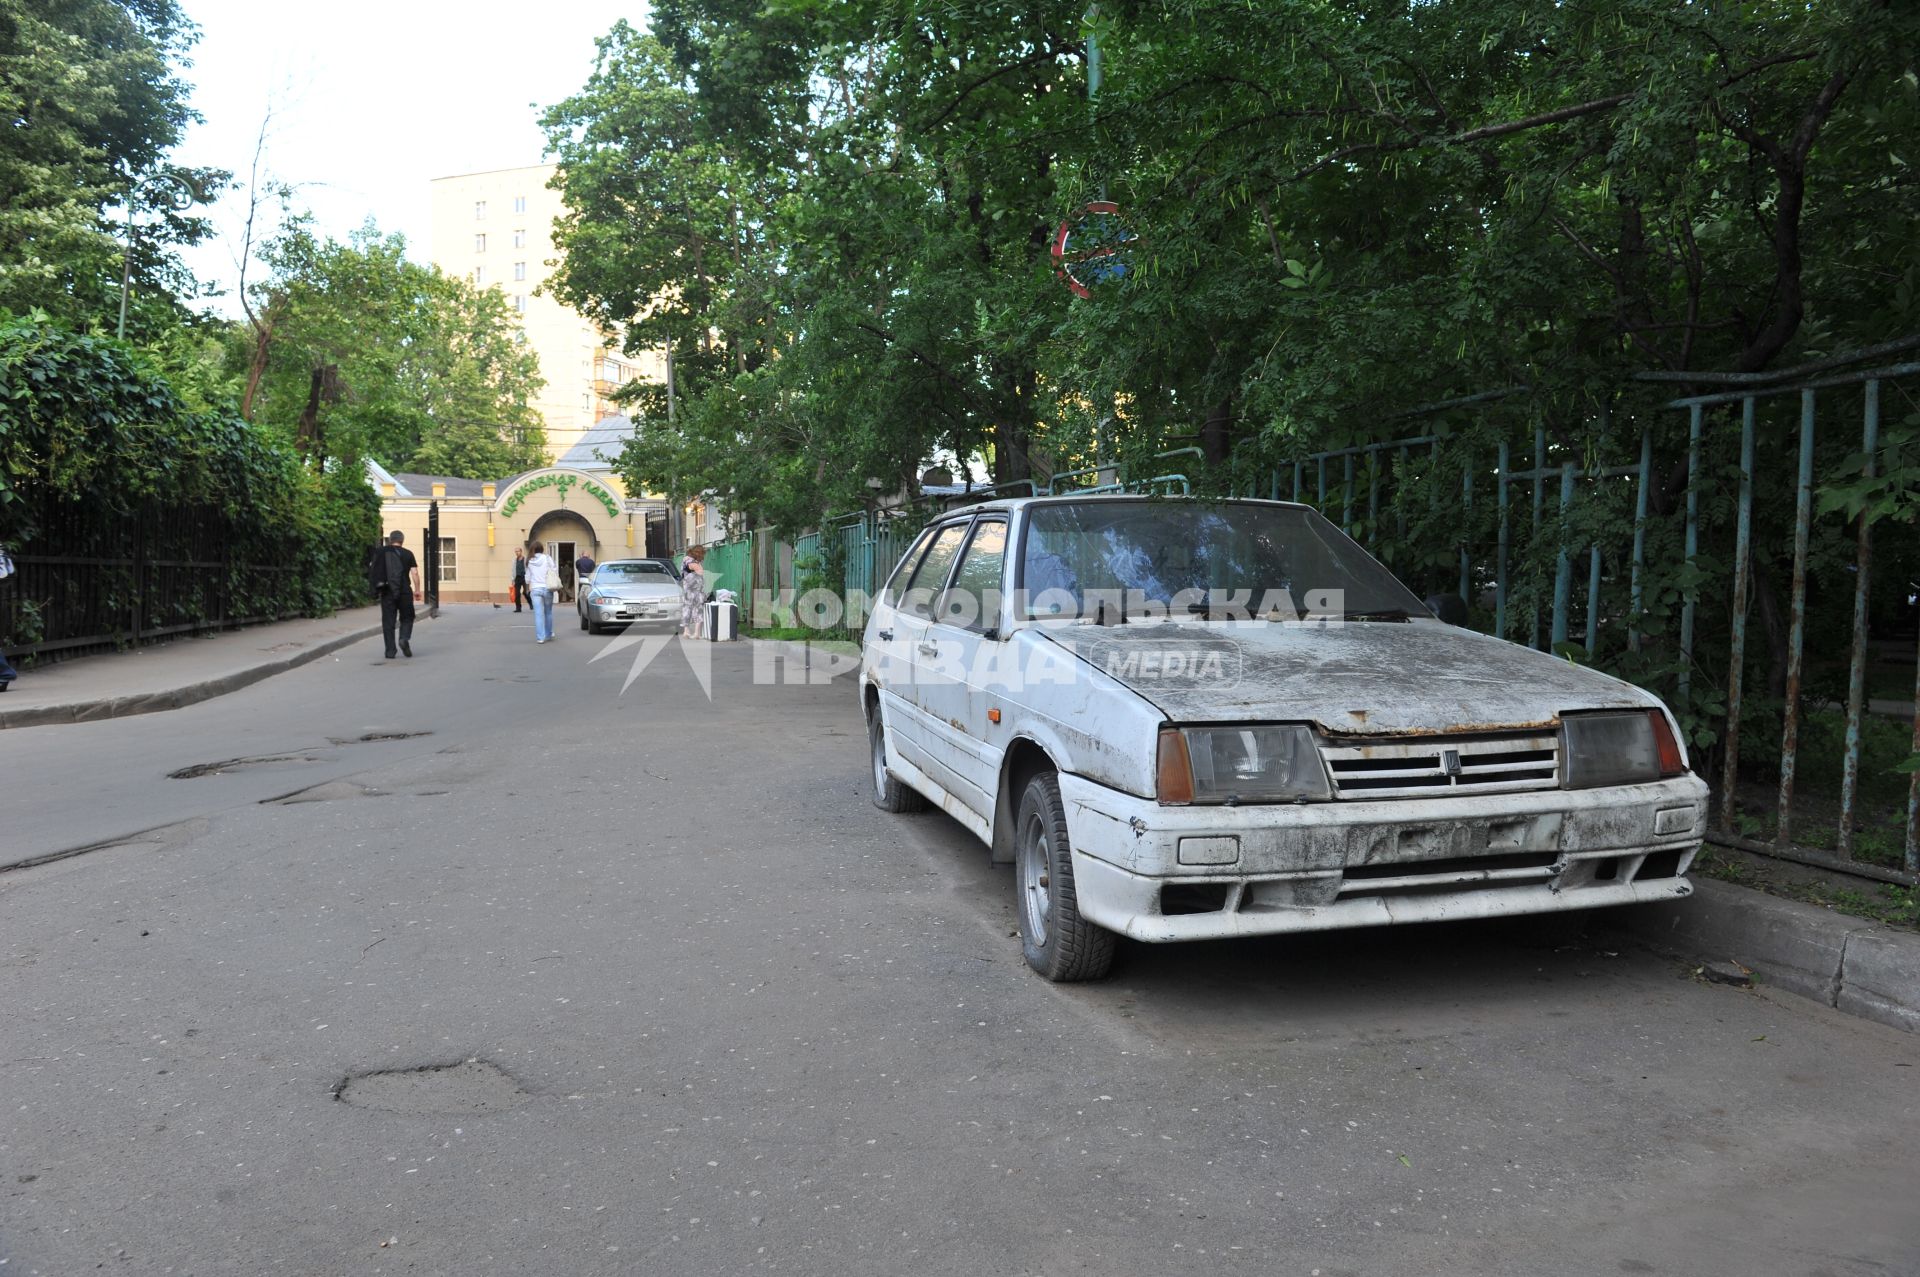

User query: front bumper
[1058,771,1708,942]
[586,599,676,624]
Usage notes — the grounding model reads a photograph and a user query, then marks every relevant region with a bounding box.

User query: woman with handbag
[526,541,561,643]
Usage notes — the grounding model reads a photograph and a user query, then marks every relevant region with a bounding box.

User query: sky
[171,0,643,314]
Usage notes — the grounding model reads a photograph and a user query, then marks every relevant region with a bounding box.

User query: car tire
[868,705,925,814]
[580,614,590,632]
[1015,771,1117,982]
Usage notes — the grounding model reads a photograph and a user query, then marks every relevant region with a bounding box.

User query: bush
[0,314,381,651]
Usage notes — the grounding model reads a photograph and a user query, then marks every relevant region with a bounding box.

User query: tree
[239,223,547,478]
[0,0,224,332]
[544,4,1091,529]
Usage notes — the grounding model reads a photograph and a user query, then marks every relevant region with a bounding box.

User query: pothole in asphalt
[264,780,388,805]
[168,754,323,779]
[333,1060,530,1114]
[327,731,434,745]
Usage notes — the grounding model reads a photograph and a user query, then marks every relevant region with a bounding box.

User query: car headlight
[1156,724,1331,805]
[1562,710,1686,788]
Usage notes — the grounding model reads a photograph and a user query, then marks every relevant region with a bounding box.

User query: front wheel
[1015,772,1116,982]
[868,704,925,814]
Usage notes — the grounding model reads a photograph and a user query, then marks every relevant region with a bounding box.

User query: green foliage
[239,222,547,479]
[0,0,224,333]
[0,314,380,642]
[542,0,1917,532]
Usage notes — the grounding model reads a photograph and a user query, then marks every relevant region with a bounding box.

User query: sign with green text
[500,473,619,520]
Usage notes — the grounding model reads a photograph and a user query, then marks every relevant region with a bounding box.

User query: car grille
[1318,731,1560,800]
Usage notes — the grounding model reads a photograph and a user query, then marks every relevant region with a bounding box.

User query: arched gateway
[368,462,674,605]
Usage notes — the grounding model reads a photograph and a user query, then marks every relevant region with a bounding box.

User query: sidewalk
[0,607,387,730]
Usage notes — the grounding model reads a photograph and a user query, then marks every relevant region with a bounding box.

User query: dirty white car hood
[1039,619,1655,735]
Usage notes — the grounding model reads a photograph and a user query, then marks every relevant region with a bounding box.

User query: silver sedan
[577,559,680,634]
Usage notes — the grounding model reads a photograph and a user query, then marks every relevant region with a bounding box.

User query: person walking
[527,540,559,643]
[574,547,597,589]
[679,545,708,640]
[511,548,528,612]
[369,531,421,660]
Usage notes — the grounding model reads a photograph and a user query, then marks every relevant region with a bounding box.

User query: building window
[473,265,486,286]
[513,294,527,313]
[438,537,457,583]
[513,261,527,281]
[513,195,527,214]
[474,201,487,220]
[512,229,526,249]
[474,234,486,252]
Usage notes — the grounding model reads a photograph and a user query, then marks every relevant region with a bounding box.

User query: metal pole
[1779,389,1815,848]
[1628,426,1651,652]
[1551,463,1574,648]
[1585,547,1601,656]
[1368,451,1380,534]
[1396,445,1409,544]
[117,190,135,340]
[1679,404,1702,699]
[1459,456,1472,605]
[1342,453,1354,531]
[1530,425,1545,649]
[1495,441,1509,641]
[1721,397,1757,821]
[1838,381,1879,860]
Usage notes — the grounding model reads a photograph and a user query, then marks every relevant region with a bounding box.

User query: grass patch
[1696,845,1919,931]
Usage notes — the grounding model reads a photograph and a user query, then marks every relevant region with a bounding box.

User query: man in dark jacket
[511,548,528,612]
[367,531,421,659]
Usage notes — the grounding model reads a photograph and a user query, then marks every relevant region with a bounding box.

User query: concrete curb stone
[1601,876,1918,1034]
[1837,929,1920,1033]
[0,623,383,730]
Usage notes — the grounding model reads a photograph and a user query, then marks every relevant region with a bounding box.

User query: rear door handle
[876,629,894,641]
[917,641,939,656]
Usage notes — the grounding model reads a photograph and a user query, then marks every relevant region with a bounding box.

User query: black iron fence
[1,499,306,663]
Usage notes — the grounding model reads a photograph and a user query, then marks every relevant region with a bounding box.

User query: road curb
[0,622,384,730]
[1599,876,1919,1033]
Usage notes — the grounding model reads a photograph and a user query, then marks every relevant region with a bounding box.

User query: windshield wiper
[1343,608,1413,622]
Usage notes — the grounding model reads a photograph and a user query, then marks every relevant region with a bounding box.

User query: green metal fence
[1267,339,1920,885]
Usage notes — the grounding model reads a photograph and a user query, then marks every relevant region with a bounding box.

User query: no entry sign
[1052,201,1136,298]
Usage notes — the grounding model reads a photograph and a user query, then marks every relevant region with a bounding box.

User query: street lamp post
[117,173,198,340]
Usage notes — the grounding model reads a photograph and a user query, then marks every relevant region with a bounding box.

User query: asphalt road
[2,607,1917,1276]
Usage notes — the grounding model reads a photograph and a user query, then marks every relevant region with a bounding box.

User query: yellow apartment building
[428,163,666,461]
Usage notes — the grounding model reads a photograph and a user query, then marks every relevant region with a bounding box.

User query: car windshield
[596,563,673,582]
[1018,499,1427,619]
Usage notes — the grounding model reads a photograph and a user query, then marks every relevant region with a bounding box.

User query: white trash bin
[706,594,739,641]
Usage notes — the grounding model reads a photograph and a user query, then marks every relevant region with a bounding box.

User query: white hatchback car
[859,495,1708,982]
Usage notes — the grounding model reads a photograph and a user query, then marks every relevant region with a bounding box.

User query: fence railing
[1266,341,1919,885]
[1,499,308,662]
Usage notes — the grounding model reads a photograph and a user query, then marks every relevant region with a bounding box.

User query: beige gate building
[370,455,676,605]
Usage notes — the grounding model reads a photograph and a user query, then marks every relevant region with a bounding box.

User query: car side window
[881,528,937,608]
[936,519,1006,634]
[898,523,969,620]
